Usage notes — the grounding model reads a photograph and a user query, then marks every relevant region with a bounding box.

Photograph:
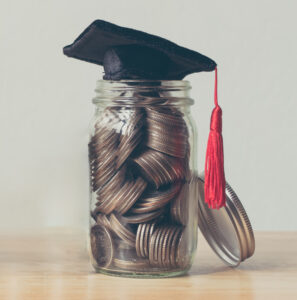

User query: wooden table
[0,230,296,300]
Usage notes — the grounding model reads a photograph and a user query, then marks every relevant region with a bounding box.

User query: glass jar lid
[197,174,255,267]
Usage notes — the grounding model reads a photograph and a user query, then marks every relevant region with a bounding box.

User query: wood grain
[0,230,296,300]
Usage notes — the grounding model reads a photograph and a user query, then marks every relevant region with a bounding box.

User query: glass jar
[88,80,198,278]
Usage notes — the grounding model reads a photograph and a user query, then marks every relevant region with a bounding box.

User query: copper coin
[96,214,112,232]
[131,183,181,214]
[97,173,143,215]
[153,227,165,264]
[97,166,126,200]
[146,107,186,127]
[160,226,175,267]
[157,227,171,266]
[134,150,185,188]
[171,183,189,226]
[109,214,136,247]
[90,108,123,190]
[116,177,147,215]
[90,225,114,268]
[148,227,161,266]
[142,224,151,258]
[136,222,157,258]
[144,223,156,257]
[139,223,147,258]
[94,181,128,214]
[169,227,182,268]
[121,208,165,224]
[117,110,144,169]
[163,226,179,268]
[136,224,145,258]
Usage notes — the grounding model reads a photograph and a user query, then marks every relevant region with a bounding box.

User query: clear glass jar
[88,80,198,278]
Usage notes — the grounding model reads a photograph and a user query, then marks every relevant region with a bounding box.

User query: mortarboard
[63,20,216,80]
[63,20,226,209]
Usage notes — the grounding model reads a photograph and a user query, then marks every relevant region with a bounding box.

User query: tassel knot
[210,105,222,132]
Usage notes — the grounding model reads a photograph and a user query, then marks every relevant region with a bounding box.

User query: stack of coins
[89,108,122,192]
[131,183,181,214]
[89,104,192,272]
[117,109,144,168]
[133,150,185,188]
[148,226,189,268]
[146,107,189,158]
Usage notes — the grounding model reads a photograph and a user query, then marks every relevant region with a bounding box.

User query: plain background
[0,0,296,232]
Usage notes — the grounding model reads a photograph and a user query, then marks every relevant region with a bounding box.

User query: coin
[109,213,136,247]
[148,227,161,266]
[170,183,189,225]
[91,129,119,189]
[131,183,181,214]
[96,214,112,232]
[144,223,156,257]
[136,223,145,257]
[139,223,148,258]
[121,208,165,224]
[117,110,144,169]
[97,166,126,200]
[133,150,185,188]
[90,225,114,268]
[160,226,174,267]
[157,226,171,266]
[95,182,128,214]
[176,228,189,268]
[163,227,179,268]
[169,227,182,268]
[116,177,147,215]
[146,107,186,127]
[136,222,157,258]
[89,107,124,191]
[146,116,188,158]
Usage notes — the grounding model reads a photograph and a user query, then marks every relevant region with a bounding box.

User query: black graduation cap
[63,20,216,80]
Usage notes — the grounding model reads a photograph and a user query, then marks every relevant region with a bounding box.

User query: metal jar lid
[197,173,255,267]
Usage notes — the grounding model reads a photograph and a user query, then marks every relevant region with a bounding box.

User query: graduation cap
[63,20,216,80]
[63,20,226,209]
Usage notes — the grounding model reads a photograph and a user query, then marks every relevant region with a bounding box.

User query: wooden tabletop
[0,230,296,300]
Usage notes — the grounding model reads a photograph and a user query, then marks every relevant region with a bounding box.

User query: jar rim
[93,80,193,107]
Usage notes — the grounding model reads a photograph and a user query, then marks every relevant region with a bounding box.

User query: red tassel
[204,67,226,209]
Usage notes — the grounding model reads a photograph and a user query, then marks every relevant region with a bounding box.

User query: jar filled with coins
[64,20,255,279]
[89,80,198,277]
